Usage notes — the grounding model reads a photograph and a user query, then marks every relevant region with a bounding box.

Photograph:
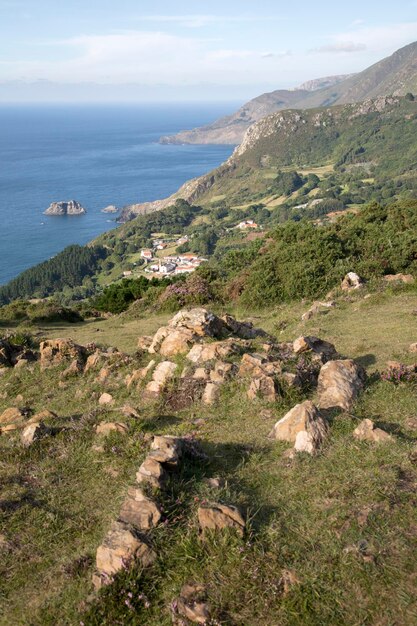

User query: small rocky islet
[43,200,87,216]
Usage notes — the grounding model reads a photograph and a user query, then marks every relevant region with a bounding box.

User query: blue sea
[0,104,236,286]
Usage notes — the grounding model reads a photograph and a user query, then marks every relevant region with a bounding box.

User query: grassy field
[0,289,417,624]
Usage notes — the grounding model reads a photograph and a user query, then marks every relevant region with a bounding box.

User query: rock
[186,339,240,364]
[144,361,178,399]
[280,372,300,387]
[198,503,245,536]
[173,583,211,625]
[318,359,365,411]
[95,521,156,585]
[409,343,417,353]
[247,375,277,402]
[14,359,29,370]
[269,401,328,454]
[193,367,209,381]
[159,328,197,357]
[148,327,170,354]
[97,367,111,383]
[209,360,235,383]
[137,335,153,351]
[341,272,364,290]
[61,358,83,378]
[118,487,161,530]
[202,382,220,405]
[136,457,167,488]
[96,422,128,436]
[204,477,225,489]
[44,200,86,215]
[98,393,113,405]
[302,300,336,321]
[238,353,268,378]
[121,404,140,418]
[0,407,25,425]
[21,422,49,447]
[31,410,57,422]
[383,273,414,284]
[149,435,182,465]
[84,350,107,373]
[353,419,393,443]
[169,308,226,338]
[126,360,156,387]
[293,336,337,362]
[1,424,20,434]
[39,338,86,370]
[221,313,268,339]
[101,204,118,213]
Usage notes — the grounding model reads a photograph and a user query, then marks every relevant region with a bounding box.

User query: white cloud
[325,21,417,54]
[313,41,367,54]
[137,14,283,28]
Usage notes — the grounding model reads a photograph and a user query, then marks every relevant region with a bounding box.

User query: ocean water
[0,104,235,286]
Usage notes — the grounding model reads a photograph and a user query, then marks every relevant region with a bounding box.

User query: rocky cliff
[44,200,86,216]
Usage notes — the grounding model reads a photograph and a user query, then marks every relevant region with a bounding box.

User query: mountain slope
[161,41,417,145]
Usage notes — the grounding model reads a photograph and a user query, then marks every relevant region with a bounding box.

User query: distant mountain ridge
[160,41,417,146]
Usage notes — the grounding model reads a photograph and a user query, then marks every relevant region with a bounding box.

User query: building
[236,219,258,230]
[175,265,197,275]
[159,263,176,274]
[140,249,153,261]
[178,253,198,263]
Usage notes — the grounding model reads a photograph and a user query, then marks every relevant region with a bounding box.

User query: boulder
[98,393,113,405]
[186,340,240,364]
[293,336,337,362]
[209,361,235,383]
[149,435,182,465]
[159,328,197,357]
[144,361,178,399]
[353,419,393,443]
[118,487,161,530]
[21,422,49,447]
[169,308,226,338]
[0,407,25,425]
[318,359,365,411]
[173,583,211,625]
[39,338,86,371]
[269,401,328,455]
[136,457,167,488]
[95,521,156,585]
[247,375,277,402]
[238,353,267,378]
[341,272,364,291]
[84,350,107,373]
[202,382,220,405]
[96,422,128,436]
[383,273,414,284]
[198,503,245,537]
[193,367,209,381]
[137,335,153,351]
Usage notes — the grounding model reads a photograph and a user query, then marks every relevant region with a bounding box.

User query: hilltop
[160,41,417,145]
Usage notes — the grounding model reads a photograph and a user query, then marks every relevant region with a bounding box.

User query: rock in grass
[118,487,161,530]
[0,407,25,425]
[95,422,128,436]
[318,359,365,411]
[198,503,245,537]
[173,582,211,624]
[293,335,337,362]
[201,382,220,405]
[353,418,393,443]
[247,375,277,402]
[21,422,49,447]
[94,521,156,587]
[149,435,183,465]
[98,393,113,405]
[136,457,167,488]
[341,272,364,291]
[269,400,328,454]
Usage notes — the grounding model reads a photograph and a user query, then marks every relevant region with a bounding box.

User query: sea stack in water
[101,205,118,214]
[44,200,86,216]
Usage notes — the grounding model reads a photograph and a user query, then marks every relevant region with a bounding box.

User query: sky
[1,0,417,102]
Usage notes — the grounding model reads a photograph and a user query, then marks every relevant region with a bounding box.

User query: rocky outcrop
[40,339,86,371]
[318,360,365,411]
[44,200,86,216]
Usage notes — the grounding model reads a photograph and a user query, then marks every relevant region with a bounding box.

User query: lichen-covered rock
[125,360,155,388]
[198,503,245,536]
[318,359,365,411]
[143,361,178,399]
[158,328,197,357]
[353,419,393,443]
[209,360,235,383]
[238,353,268,378]
[118,487,161,530]
[269,400,328,455]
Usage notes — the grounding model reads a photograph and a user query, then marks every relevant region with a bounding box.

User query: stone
[136,457,167,488]
[121,404,140,418]
[247,375,277,402]
[148,327,170,354]
[95,521,156,584]
[44,200,86,216]
[269,400,328,455]
[84,350,106,373]
[409,343,417,353]
[302,300,336,321]
[341,272,364,290]
[97,367,111,383]
[193,367,209,380]
[144,361,178,399]
[31,410,57,422]
[98,393,113,405]
[149,435,182,465]
[125,360,155,388]
[173,583,211,625]
[169,308,226,338]
[221,313,268,339]
[204,477,225,489]
[137,335,153,351]
[118,487,161,530]
[238,353,267,378]
[186,339,240,364]
[202,382,220,405]
[293,336,337,362]
[353,419,393,443]
[159,328,197,357]
[1,424,20,433]
[318,359,365,411]
[21,422,49,447]
[209,360,234,383]
[198,503,245,536]
[96,422,128,436]
[0,407,25,425]
[383,273,414,284]
[61,358,83,378]
[280,372,300,387]
[39,338,86,370]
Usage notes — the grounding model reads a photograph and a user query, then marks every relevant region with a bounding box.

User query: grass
[1,289,417,624]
